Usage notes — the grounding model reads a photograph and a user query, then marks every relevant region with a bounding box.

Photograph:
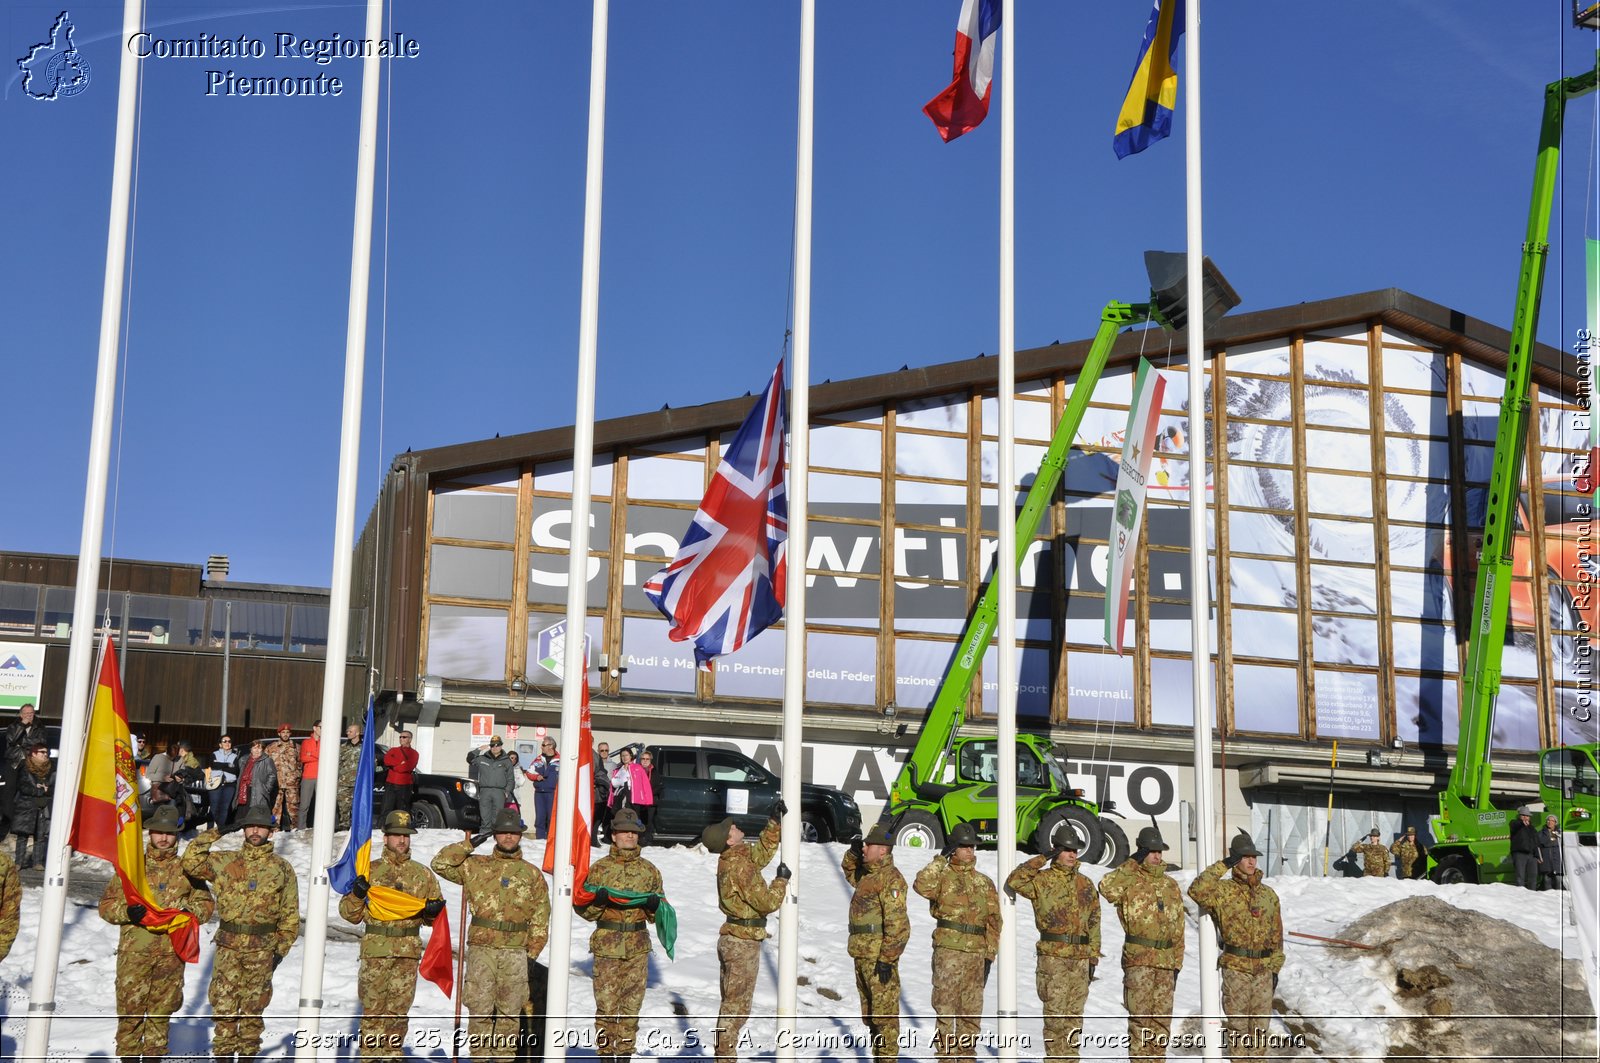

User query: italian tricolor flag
[1104,358,1166,655]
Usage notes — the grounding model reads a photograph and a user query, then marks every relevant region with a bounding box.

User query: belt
[1222,945,1275,959]
[848,922,883,935]
[365,922,420,938]
[472,917,527,933]
[1125,935,1175,950]
[936,919,987,936]
[597,919,647,933]
[1039,932,1091,945]
[725,916,767,928]
[219,921,277,937]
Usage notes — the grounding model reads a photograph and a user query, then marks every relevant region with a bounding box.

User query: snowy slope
[0,832,1588,1059]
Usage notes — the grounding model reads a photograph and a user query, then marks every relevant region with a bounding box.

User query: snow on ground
[0,831,1588,1059]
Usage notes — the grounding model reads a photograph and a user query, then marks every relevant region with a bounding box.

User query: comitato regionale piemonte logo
[18,11,92,101]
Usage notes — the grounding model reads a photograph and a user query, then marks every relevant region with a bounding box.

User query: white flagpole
[1184,0,1224,1057]
[994,2,1020,1058]
[776,0,814,1039]
[22,1,144,1057]
[295,0,387,1053]
[545,0,610,1053]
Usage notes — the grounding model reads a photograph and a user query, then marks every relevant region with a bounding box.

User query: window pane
[898,393,967,433]
[1065,651,1133,723]
[425,604,506,681]
[620,617,697,694]
[127,594,206,647]
[1233,664,1301,733]
[627,454,705,501]
[1394,674,1459,746]
[0,584,39,638]
[1314,670,1379,740]
[289,605,329,656]
[433,488,517,543]
[429,545,513,601]
[210,600,287,650]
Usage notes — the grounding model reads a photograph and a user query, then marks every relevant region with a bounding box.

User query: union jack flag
[643,359,788,670]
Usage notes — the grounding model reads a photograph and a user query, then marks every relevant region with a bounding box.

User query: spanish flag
[1113,0,1184,159]
[69,641,199,962]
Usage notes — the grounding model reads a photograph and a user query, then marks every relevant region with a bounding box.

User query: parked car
[616,742,862,845]
[267,738,481,831]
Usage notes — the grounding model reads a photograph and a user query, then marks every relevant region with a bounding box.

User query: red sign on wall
[470,713,495,748]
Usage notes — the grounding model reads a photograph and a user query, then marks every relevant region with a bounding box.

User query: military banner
[1104,357,1166,654]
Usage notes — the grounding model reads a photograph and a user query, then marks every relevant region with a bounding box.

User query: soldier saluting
[1005,826,1100,1062]
[1187,831,1284,1060]
[340,809,447,1061]
[1350,828,1391,878]
[1098,826,1184,1060]
[843,825,909,1063]
[704,799,791,1063]
[97,804,216,1063]
[912,822,999,1063]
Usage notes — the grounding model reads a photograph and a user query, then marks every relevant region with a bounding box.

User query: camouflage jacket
[269,737,301,788]
[1098,859,1185,970]
[340,845,444,959]
[1186,860,1284,974]
[717,818,786,940]
[577,844,664,959]
[1389,837,1420,873]
[841,850,910,963]
[431,840,549,957]
[0,850,18,961]
[181,830,300,957]
[337,741,361,792]
[98,843,216,957]
[913,854,1000,959]
[1352,842,1391,877]
[1005,855,1101,960]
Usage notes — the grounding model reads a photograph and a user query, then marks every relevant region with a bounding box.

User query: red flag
[542,660,595,906]
[70,642,199,962]
[419,904,454,998]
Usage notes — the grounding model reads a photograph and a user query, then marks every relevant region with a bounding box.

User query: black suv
[620,744,861,845]
[267,739,481,832]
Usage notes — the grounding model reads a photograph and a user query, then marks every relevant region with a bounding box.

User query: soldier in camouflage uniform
[1005,826,1100,1062]
[1099,827,1185,1060]
[341,809,447,1061]
[182,804,301,1063]
[577,807,666,1062]
[268,723,301,832]
[1188,831,1284,1060]
[433,808,550,1060]
[97,805,217,1063]
[912,822,999,1063]
[337,723,363,832]
[0,846,17,963]
[1389,826,1421,879]
[704,801,791,1063]
[843,824,909,1063]
[1350,829,1391,877]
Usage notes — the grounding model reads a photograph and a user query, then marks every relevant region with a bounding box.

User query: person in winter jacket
[1006,826,1100,1062]
[469,736,518,830]
[608,748,635,812]
[524,737,560,840]
[297,721,322,829]
[236,737,279,817]
[1509,806,1541,890]
[1099,827,1185,1060]
[208,736,240,830]
[8,743,55,868]
[5,704,46,771]
[382,729,421,819]
[1188,831,1284,1059]
[1538,814,1565,891]
[913,822,999,1063]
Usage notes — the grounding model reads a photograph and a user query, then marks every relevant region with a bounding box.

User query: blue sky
[4,2,1596,588]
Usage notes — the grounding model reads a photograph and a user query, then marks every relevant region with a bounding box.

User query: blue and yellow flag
[329,699,376,894]
[1113,0,1184,159]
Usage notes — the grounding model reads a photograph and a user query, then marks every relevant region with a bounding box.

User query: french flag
[924,0,1002,143]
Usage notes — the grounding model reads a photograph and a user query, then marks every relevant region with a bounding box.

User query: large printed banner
[0,642,45,713]
[1105,358,1166,654]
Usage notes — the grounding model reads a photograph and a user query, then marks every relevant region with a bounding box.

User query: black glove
[774,862,792,881]
[983,959,993,981]
[126,904,147,925]
[1089,962,1098,981]
[770,797,789,820]
[589,887,612,906]
[470,831,493,847]
[421,898,446,922]
[939,841,958,859]
[271,953,284,972]
[1224,854,1240,869]
[352,875,369,900]
[219,819,244,836]
[641,894,661,914]
[848,833,864,855]
[874,960,894,985]
[1272,973,1279,993]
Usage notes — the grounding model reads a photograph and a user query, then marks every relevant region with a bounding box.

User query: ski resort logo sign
[18,12,93,101]
[534,621,589,683]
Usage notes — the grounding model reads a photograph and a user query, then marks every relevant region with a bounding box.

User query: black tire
[409,800,444,830]
[1088,818,1130,868]
[1034,805,1105,862]
[801,811,832,844]
[892,810,945,851]
[1430,852,1474,885]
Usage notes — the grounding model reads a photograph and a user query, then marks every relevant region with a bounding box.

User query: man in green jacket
[704,800,790,1063]
[1098,827,1184,1060]
[913,822,999,1063]
[577,807,666,1063]
[1006,826,1100,1061]
[1187,830,1284,1059]
[843,825,910,1063]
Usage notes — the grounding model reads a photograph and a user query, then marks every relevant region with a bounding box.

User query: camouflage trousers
[209,946,276,1056]
[929,948,986,1063]
[337,785,355,831]
[114,947,184,1057]
[272,779,300,830]
[593,954,649,1057]
[358,954,421,1061]
[1220,968,1274,1059]
[1036,955,1091,1061]
[851,957,901,1063]
[463,946,530,1060]
[715,935,763,1063]
[1122,965,1177,1059]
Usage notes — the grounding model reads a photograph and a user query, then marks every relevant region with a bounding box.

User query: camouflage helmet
[610,808,645,834]
[145,805,184,834]
[701,816,736,854]
[381,809,417,836]
[1369,827,1382,838]
[947,822,978,848]
[236,805,275,829]
[1134,826,1169,852]
[862,824,894,847]
[1049,825,1082,852]
[1228,830,1261,859]
[489,809,525,834]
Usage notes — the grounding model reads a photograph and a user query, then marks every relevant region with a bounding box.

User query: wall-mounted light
[510,676,528,695]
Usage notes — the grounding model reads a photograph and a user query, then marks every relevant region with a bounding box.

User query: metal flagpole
[545,0,610,1054]
[294,0,387,1052]
[994,2,1020,1059]
[22,0,145,1057]
[776,0,815,1039]
[1184,0,1223,1057]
